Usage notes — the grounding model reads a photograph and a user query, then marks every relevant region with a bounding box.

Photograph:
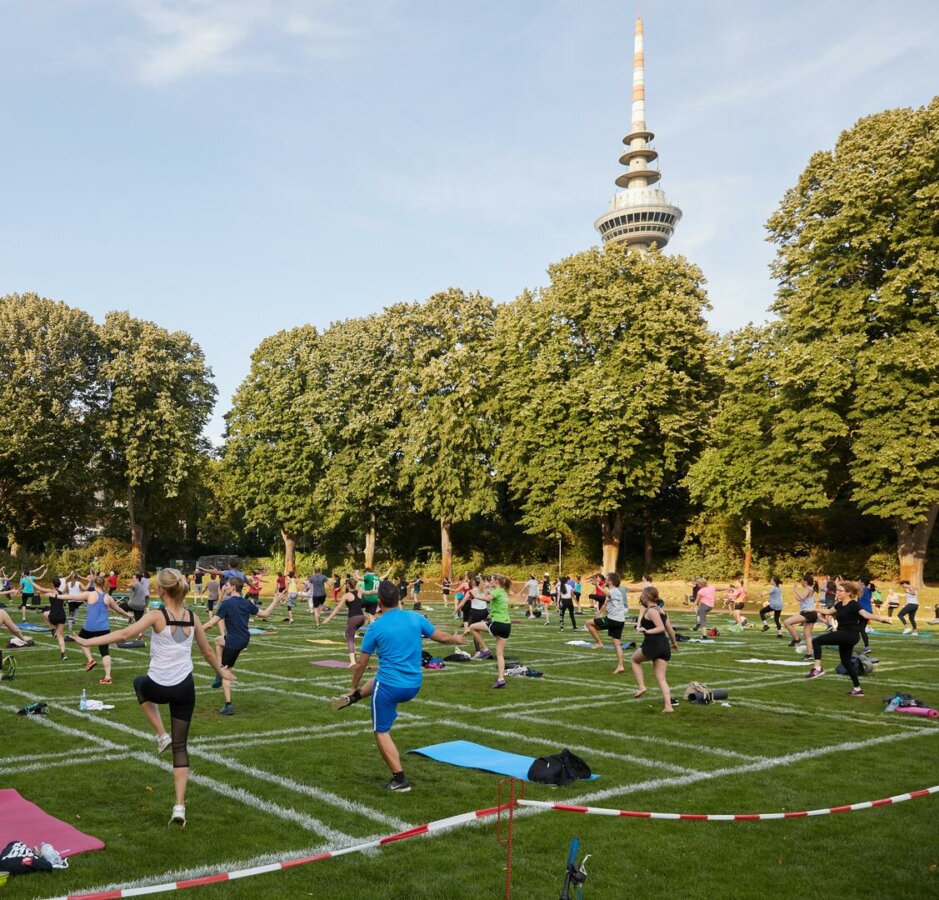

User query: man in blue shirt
[203,576,278,715]
[332,580,465,792]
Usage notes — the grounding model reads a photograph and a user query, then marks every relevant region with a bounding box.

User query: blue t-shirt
[361,608,435,689]
[768,585,783,610]
[20,576,35,595]
[217,594,259,651]
[221,568,247,585]
[859,586,873,613]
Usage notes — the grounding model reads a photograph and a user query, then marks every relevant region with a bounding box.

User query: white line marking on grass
[732,698,931,730]
[557,724,939,809]
[0,746,103,767]
[501,712,768,762]
[2,754,133,776]
[186,744,412,831]
[2,684,408,832]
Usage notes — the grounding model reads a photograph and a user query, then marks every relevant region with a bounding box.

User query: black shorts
[363,600,378,614]
[488,621,511,639]
[461,604,473,622]
[592,617,624,640]
[469,607,489,625]
[20,594,35,609]
[312,596,327,608]
[134,673,196,723]
[801,610,819,624]
[221,646,243,668]
[734,602,745,611]
[641,639,672,662]
[48,607,66,626]
[79,628,111,656]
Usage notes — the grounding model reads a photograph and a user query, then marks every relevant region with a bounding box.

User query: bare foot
[634,688,647,698]
[591,644,604,650]
[662,707,674,714]
[612,667,625,675]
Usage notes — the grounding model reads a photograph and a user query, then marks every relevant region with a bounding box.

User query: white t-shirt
[604,587,626,622]
[470,589,489,611]
[525,578,539,598]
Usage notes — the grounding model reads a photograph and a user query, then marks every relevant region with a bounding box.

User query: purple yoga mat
[309,659,353,668]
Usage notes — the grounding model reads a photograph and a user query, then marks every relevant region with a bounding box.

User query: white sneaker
[169,804,186,827]
[902,627,913,635]
[37,843,68,869]
[157,733,172,754]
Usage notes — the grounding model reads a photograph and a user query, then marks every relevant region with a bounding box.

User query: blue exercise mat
[19,622,50,632]
[409,740,599,782]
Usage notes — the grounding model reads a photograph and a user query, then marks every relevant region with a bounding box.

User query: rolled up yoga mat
[896,705,939,718]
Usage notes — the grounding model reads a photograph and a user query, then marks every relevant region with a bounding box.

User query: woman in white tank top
[74,568,232,827]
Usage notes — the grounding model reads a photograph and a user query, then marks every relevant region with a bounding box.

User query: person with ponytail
[74,568,233,826]
[63,575,134,683]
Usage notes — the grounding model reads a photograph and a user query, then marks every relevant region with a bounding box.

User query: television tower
[594,17,681,252]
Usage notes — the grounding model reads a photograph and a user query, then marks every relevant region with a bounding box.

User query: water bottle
[80,689,87,711]
[886,695,900,713]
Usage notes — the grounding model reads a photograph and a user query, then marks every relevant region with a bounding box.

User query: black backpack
[527,748,593,786]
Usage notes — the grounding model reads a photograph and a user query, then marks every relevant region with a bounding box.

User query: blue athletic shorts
[371,680,420,733]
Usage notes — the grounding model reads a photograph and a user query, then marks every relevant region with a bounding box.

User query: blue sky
[2,1,937,441]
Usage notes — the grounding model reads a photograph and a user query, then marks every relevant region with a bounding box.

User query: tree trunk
[896,503,937,591]
[281,529,297,574]
[128,489,146,572]
[364,512,377,569]
[601,510,623,575]
[440,517,453,581]
[643,505,654,574]
[743,517,753,587]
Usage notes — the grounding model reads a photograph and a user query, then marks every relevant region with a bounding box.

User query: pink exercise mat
[0,789,104,857]
[309,659,353,668]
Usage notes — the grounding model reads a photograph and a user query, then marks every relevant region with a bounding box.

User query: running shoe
[761,624,769,632]
[169,804,186,827]
[848,687,864,697]
[219,703,234,715]
[211,675,222,689]
[902,627,912,635]
[60,652,68,660]
[383,776,412,792]
[787,639,799,647]
[776,631,783,638]
[83,660,97,672]
[331,694,354,710]
[479,650,493,660]
[99,676,112,685]
[861,647,872,655]
[492,679,506,689]
[157,733,172,754]
[804,667,825,679]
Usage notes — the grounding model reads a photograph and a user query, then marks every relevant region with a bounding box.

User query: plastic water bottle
[885,696,900,713]
[79,689,87,711]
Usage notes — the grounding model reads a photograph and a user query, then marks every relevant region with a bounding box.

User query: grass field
[2,587,938,899]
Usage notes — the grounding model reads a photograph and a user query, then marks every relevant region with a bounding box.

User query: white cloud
[118,0,389,85]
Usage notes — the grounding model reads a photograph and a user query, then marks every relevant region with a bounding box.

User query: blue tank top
[84,592,110,631]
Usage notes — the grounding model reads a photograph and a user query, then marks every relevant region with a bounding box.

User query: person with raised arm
[331,580,466,792]
[74,568,233,826]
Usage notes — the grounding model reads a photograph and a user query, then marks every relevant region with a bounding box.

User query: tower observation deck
[594,18,681,253]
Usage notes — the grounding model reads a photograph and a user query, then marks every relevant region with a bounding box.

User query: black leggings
[897,604,918,629]
[559,598,577,628]
[812,630,860,687]
[759,606,782,629]
[134,674,195,768]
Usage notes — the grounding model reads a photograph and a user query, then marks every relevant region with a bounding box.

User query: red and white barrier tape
[52,802,512,900]
[518,784,939,821]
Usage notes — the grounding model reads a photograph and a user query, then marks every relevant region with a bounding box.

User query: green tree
[0,293,101,553]
[766,98,939,587]
[313,313,403,567]
[224,326,324,572]
[97,312,216,570]
[494,245,714,573]
[392,289,499,579]
[685,327,784,584]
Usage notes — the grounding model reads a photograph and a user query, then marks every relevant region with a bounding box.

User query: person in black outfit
[805,581,891,696]
[630,586,679,712]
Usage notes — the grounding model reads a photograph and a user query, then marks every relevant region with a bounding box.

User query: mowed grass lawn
[2,585,938,900]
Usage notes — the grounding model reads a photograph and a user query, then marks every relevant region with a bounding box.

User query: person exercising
[331,580,465,791]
